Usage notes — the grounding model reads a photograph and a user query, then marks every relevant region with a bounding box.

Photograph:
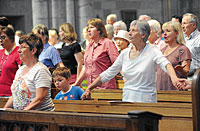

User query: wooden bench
[1,69,200,131]
[52,100,192,131]
[0,97,192,131]
[0,109,162,131]
[91,89,192,103]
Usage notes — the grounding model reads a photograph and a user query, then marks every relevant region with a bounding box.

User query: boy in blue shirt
[53,67,84,100]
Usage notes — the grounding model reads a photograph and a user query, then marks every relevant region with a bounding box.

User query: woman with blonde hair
[156,21,191,90]
[59,23,83,84]
[74,18,119,89]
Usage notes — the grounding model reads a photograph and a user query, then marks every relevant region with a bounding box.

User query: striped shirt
[11,62,54,111]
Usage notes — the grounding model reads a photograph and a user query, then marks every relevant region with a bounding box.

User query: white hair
[105,24,114,35]
[113,20,127,31]
[106,14,117,22]
[138,15,152,21]
[147,19,161,37]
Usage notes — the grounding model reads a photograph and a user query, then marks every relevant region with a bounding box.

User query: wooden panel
[160,117,192,131]
[91,89,192,102]
[53,100,192,117]
[0,110,162,131]
[192,69,200,131]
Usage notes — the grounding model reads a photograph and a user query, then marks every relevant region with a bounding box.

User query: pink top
[154,38,166,50]
[84,38,119,89]
[0,46,22,96]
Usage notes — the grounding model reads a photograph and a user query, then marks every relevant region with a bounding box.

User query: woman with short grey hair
[113,20,127,36]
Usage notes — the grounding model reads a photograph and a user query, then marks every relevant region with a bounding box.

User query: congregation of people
[0,12,198,111]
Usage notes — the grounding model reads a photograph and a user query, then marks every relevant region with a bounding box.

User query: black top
[60,42,81,74]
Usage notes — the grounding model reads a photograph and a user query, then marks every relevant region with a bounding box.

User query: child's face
[53,75,69,91]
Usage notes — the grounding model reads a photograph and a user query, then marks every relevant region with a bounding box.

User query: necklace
[0,53,9,76]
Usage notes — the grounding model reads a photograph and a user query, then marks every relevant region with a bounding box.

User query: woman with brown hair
[4,33,54,111]
[74,18,119,89]
[59,23,83,84]
[0,26,22,97]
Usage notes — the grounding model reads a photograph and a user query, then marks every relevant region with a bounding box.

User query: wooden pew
[192,69,200,131]
[0,108,162,131]
[0,98,193,131]
[53,100,192,131]
[91,89,192,103]
[1,72,199,131]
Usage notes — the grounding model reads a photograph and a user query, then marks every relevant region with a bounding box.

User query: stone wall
[0,0,32,33]
[0,0,199,42]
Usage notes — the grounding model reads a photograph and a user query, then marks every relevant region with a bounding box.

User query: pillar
[51,0,66,29]
[32,0,49,27]
[78,0,92,42]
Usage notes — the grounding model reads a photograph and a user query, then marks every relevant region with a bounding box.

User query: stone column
[51,0,66,29]
[66,0,75,26]
[161,0,171,22]
[78,0,92,42]
[32,0,49,27]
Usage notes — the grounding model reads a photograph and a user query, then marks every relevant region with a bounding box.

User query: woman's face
[113,26,121,36]
[18,42,32,62]
[0,32,11,49]
[148,27,158,44]
[129,25,143,44]
[59,29,65,41]
[163,26,177,44]
[115,38,129,50]
[87,24,100,40]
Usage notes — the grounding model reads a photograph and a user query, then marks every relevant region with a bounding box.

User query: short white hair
[113,20,127,31]
[147,19,161,37]
[138,15,152,21]
[105,24,114,35]
[183,13,199,29]
[106,14,117,22]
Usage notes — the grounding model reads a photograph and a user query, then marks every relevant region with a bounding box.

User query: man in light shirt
[181,13,200,77]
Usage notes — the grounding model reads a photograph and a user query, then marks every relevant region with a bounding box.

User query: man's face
[181,16,196,37]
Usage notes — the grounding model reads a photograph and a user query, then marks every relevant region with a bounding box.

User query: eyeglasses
[0,36,6,40]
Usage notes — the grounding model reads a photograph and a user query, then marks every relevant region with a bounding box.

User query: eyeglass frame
[0,35,6,40]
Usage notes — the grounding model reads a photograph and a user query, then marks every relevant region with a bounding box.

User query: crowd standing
[0,12,198,110]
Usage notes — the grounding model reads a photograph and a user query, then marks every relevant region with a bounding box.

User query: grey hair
[113,20,127,31]
[147,19,162,37]
[138,15,152,21]
[130,20,150,42]
[105,24,114,35]
[183,13,199,29]
[107,14,117,22]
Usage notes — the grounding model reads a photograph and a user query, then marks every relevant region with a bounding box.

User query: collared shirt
[84,38,119,89]
[39,42,62,69]
[184,29,200,74]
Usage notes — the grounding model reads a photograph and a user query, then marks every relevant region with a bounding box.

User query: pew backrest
[91,89,192,103]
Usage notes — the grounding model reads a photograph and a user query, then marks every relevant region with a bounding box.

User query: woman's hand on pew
[81,88,92,100]
[3,107,13,110]
[178,79,192,90]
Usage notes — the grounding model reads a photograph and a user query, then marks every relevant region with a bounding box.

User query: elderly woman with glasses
[0,26,22,97]
[4,33,54,111]
[82,20,183,103]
